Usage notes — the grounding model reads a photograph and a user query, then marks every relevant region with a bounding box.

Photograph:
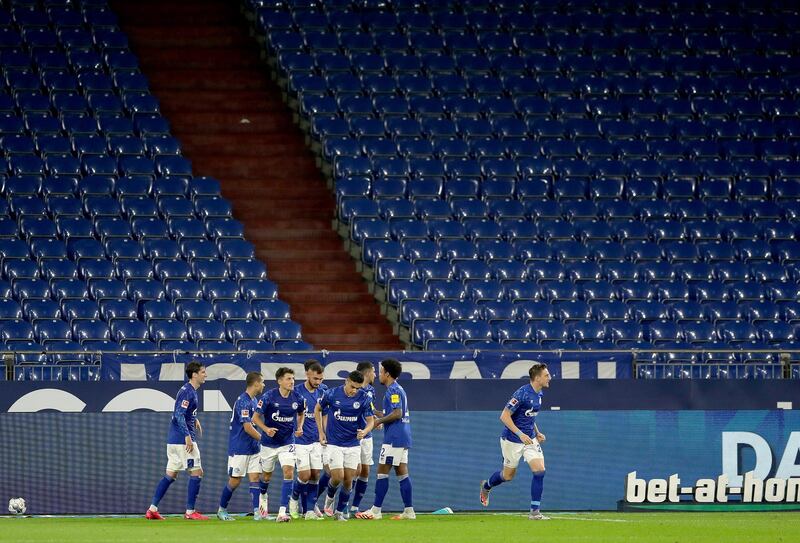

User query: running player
[479,363,551,520]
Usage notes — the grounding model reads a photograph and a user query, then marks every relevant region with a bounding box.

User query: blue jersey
[167,382,199,445]
[382,381,412,448]
[319,386,373,447]
[362,383,376,440]
[294,382,325,445]
[501,384,543,444]
[228,392,259,456]
[256,387,305,447]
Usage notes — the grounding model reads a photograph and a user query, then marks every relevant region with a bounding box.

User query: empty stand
[247,0,800,352]
[112,0,403,350]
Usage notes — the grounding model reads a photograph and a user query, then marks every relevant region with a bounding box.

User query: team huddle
[144,358,414,522]
[143,358,551,521]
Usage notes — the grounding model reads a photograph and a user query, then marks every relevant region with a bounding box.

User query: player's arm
[173,397,193,452]
[295,400,305,437]
[243,421,261,441]
[252,410,277,437]
[500,407,534,445]
[376,407,402,426]
[533,422,545,443]
[314,401,326,445]
[195,417,202,438]
[357,415,375,440]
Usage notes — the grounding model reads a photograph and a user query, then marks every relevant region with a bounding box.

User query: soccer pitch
[1,512,797,542]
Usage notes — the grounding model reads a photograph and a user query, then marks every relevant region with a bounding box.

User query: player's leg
[259,446,278,518]
[184,443,207,520]
[247,471,262,520]
[292,445,311,519]
[481,439,521,506]
[355,444,393,519]
[324,446,345,517]
[275,447,296,522]
[217,472,241,521]
[146,447,178,520]
[351,437,373,514]
[304,442,324,518]
[391,451,415,519]
[526,449,548,520]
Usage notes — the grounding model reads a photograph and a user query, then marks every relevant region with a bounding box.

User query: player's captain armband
[508,398,519,406]
[391,394,400,403]
[181,399,190,408]
[241,409,249,418]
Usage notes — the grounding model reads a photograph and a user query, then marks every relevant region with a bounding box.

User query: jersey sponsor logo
[271,412,294,423]
[333,409,358,422]
[391,394,400,403]
[181,399,190,408]
[524,407,537,417]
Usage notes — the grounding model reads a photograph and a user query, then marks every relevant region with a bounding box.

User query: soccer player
[350,361,378,516]
[315,370,375,521]
[145,361,208,520]
[355,358,414,520]
[289,360,327,520]
[253,367,305,522]
[479,363,551,520]
[217,371,265,521]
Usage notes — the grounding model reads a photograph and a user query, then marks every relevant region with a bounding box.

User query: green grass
[1,513,799,543]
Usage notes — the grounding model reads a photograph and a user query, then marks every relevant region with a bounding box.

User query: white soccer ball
[8,497,26,515]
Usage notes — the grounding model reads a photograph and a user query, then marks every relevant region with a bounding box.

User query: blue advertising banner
[1,408,797,514]
[99,350,633,381]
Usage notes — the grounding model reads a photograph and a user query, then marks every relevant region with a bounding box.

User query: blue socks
[259,480,269,496]
[249,483,260,510]
[187,475,202,511]
[531,470,545,510]
[318,471,331,501]
[484,470,505,490]
[374,474,389,508]
[398,474,413,508]
[326,480,339,499]
[151,475,175,507]
[351,477,369,509]
[291,479,303,501]
[281,479,293,508]
[219,483,235,509]
[336,485,351,513]
[306,480,318,511]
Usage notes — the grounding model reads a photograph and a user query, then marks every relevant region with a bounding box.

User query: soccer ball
[8,498,26,515]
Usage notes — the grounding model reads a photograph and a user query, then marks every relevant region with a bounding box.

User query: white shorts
[378,443,409,467]
[227,454,261,477]
[327,444,361,470]
[295,442,323,471]
[166,442,202,472]
[259,444,296,473]
[360,436,374,466]
[500,437,544,468]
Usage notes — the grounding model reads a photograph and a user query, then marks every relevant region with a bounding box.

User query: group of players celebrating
[143,357,552,521]
[144,357,414,522]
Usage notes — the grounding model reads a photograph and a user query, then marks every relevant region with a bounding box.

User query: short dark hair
[275,367,295,380]
[529,363,548,380]
[186,361,204,380]
[306,361,324,374]
[246,371,262,387]
[347,370,364,383]
[356,361,374,373]
[381,358,402,379]
[304,359,321,371]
